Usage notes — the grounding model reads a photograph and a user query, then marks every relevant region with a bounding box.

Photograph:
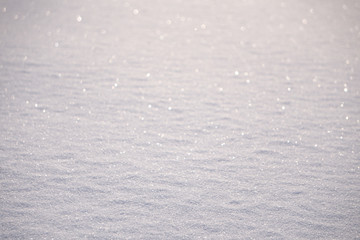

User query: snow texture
[1,0,359,239]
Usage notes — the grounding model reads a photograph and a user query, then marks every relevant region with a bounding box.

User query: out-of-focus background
[1,0,359,239]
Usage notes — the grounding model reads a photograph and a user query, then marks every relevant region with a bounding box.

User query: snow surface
[1,0,359,239]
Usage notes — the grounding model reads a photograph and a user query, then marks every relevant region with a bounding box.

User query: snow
[1,0,359,239]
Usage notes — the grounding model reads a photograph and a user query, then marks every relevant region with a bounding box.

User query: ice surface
[1,0,359,239]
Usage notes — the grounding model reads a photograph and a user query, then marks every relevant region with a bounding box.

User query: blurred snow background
[0,0,359,239]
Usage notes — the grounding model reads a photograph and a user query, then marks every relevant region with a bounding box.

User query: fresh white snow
[1,0,359,239]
